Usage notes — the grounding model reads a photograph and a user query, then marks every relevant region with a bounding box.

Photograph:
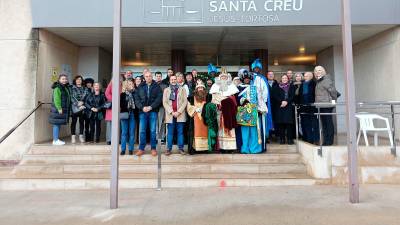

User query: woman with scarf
[120,79,136,155]
[272,74,296,145]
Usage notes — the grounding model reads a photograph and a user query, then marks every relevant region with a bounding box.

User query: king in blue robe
[251,59,274,152]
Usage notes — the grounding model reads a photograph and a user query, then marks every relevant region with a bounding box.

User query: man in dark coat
[134,71,163,156]
[297,72,320,144]
[162,68,174,86]
[266,71,279,140]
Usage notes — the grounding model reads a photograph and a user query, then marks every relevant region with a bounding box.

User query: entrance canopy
[46,25,394,66]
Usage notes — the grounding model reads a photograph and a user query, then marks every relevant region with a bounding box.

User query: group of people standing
[49,59,338,156]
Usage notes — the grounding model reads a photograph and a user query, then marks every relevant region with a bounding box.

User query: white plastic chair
[355,114,394,148]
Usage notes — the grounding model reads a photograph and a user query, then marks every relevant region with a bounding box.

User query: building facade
[0,0,399,160]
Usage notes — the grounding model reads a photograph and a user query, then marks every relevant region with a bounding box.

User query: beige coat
[163,87,188,123]
[315,74,338,107]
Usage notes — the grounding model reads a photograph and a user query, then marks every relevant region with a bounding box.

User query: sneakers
[165,151,172,156]
[179,150,186,155]
[52,139,65,146]
[120,151,125,156]
[79,135,85,143]
[71,135,76,144]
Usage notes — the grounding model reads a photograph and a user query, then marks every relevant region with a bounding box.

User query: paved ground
[0,185,399,225]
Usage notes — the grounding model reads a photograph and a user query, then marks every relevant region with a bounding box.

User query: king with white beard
[209,68,239,151]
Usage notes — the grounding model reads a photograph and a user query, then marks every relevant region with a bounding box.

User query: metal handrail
[0,101,51,145]
[294,101,399,157]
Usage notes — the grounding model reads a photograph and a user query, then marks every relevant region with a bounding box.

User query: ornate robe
[209,83,239,151]
[187,98,208,152]
[238,84,267,154]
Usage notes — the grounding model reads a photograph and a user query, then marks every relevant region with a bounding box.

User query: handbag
[71,97,84,114]
[236,103,258,127]
[120,112,129,120]
[103,101,112,109]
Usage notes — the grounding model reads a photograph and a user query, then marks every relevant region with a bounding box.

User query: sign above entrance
[31,0,400,28]
[143,0,305,25]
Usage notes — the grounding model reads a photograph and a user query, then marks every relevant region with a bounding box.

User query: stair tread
[4,172,312,179]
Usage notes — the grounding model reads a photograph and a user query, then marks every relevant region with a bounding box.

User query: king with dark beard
[187,82,209,155]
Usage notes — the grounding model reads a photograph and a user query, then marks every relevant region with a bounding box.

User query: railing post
[390,104,397,156]
[295,105,299,153]
[317,107,323,157]
[157,127,162,191]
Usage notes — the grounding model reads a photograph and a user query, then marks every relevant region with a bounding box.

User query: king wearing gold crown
[208,68,239,151]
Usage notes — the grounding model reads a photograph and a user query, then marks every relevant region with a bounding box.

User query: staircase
[0,144,318,190]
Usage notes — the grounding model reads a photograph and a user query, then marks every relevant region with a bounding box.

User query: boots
[71,135,76,144]
[79,134,85,143]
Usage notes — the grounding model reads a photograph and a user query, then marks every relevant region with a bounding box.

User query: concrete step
[7,172,313,179]
[29,144,298,155]
[20,154,303,165]
[0,178,318,190]
[13,163,307,176]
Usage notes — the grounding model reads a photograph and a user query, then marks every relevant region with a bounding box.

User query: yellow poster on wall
[51,67,59,83]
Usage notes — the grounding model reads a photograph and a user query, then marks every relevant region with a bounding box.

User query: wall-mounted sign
[144,0,304,25]
[31,0,400,28]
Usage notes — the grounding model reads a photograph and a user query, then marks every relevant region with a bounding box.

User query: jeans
[106,121,112,143]
[120,112,136,152]
[167,118,184,151]
[71,112,84,135]
[53,125,60,141]
[139,112,158,151]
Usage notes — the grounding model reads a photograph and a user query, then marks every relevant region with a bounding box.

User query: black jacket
[271,84,296,124]
[134,81,163,113]
[120,91,136,113]
[85,91,106,120]
[267,80,279,120]
[48,82,71,125]
[297,80,317,114]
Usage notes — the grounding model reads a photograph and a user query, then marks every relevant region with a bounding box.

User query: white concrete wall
[34,29,79,144]
[316,27,400,139]
[353,26,400,140]
[316,46,347,133]
[299,141,400,184]
[78,47,99,81]
[78,47,112,88]
[0,0,37,160]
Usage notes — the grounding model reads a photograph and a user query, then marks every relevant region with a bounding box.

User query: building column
[250,49,268,74]
[171,49,185,73]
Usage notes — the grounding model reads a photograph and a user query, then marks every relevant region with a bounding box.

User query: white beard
[209,80,239,97]
[218,80,228,92]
